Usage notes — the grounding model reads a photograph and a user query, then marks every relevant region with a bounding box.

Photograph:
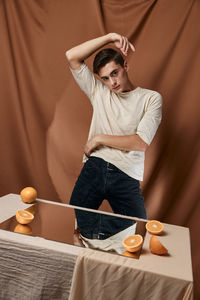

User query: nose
[110,77,117,87]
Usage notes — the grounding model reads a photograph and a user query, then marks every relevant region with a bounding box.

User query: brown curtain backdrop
[0,0,199,298]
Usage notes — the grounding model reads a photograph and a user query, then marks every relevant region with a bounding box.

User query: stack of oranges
[14,187,37,235]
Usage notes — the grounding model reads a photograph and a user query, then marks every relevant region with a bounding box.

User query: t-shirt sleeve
[69,63,103,103]
[136,92,162,145]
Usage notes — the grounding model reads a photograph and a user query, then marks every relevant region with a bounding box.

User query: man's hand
[84,135,102,157]
[109,33,135,56]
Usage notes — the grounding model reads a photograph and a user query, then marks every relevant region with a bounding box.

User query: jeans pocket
[84,157,99,170]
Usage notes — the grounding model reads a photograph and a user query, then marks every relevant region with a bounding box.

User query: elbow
[139,139,148,152]
[132,143,148,152]
[65,50,82,69]
[65,50,73,62]
[131,135,149,152]
[129,142,148,152]
[142,142,148,152]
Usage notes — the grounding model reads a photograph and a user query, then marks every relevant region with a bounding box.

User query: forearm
[66,34,112,69]
[97,134,148,152]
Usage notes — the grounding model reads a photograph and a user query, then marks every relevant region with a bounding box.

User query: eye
[102,77,108,81]
[111,70,118,76]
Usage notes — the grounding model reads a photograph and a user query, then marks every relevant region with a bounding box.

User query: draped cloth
[69,224,193,300]
[0,231,76,300]
[0,0,199,298]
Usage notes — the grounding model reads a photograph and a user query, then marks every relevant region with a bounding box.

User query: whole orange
[20,187,37,203]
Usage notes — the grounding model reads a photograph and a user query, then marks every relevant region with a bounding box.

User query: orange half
[16,209,34,225]
[122,251,138,258]
[146,220,164,235]
[122,234,143,252]
[14,224,32,235]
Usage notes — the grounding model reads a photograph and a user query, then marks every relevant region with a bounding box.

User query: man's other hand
[84,135,102,157]
[109,33,135,56]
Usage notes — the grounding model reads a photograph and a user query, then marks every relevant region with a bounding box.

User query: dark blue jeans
[69,157,147,239]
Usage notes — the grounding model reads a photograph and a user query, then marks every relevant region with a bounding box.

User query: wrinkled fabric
[69,247,193,300]
[0,236,76,300]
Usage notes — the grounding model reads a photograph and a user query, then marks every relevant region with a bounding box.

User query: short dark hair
[93,48,124,75]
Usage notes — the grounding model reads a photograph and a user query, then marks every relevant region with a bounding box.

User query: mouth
[113,85,120,91]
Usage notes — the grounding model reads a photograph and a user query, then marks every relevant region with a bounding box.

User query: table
[0,194,193,300]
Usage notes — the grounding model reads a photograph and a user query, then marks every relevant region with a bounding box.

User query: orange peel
[122,251,138,258]
[149,235,168,255]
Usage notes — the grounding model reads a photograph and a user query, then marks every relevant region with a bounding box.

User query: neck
[123,80,135,92]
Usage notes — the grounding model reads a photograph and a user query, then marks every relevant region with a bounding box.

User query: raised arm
[65,33,135,70]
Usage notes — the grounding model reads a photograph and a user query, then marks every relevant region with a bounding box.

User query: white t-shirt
[70,63,162,181]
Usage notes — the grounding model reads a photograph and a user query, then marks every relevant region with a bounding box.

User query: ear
[124,60,129,72]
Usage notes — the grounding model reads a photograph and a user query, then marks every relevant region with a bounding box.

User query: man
[66,33,162,240]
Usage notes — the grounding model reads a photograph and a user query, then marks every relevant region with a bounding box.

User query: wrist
[106,33,115,43]
[95,134,104,146]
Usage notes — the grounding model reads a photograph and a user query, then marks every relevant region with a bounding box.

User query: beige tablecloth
[69,248,193,300]
[69,222,193,300]
[0,194,193,300]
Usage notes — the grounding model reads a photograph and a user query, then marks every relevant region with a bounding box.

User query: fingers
[84,144,90,157]
[119,35,135,56]
[130,43,135,52]
[121,36,126,52]
[119,35,123,49]
[124,37,129,55]
[84,135,101,157]
[84,150,90,157]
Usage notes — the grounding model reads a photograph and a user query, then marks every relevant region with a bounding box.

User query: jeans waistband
[89,156,119,171]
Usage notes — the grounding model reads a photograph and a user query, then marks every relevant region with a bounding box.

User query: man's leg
[98,165,146,236]
[69,158,104,236]
[106,168,147,219]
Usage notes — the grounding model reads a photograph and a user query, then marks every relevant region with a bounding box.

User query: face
[98,61,130,94]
